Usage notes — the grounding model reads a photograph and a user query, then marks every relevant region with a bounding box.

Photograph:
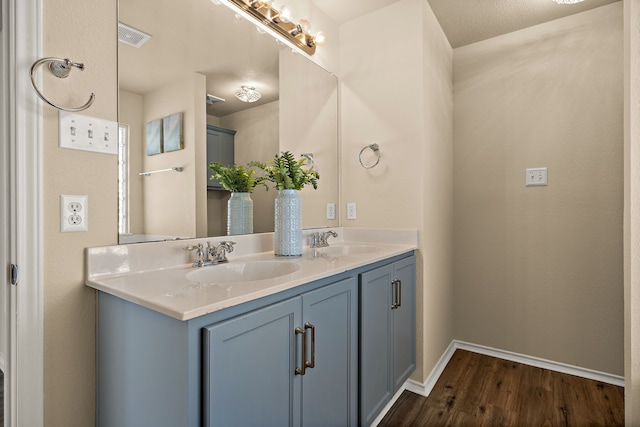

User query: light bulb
[278,5,291,23]
[313,31,326,46]
[299,19,310,33]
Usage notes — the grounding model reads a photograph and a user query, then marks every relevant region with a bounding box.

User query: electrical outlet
[347,202,357,220]
[59,111,118,155]
[60,195,88,232]
[326,203,336,220]
[526,167,548,187]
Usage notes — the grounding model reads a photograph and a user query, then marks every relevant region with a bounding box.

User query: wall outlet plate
[60,195,88,232]
[326,203,336,220]
[347,202,357,220]
[59,111,118,155]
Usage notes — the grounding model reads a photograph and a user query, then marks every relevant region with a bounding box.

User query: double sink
[185,244,379,285]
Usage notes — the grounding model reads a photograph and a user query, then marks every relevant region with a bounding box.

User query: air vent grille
[206,94,226,105]
[118,23,151,48]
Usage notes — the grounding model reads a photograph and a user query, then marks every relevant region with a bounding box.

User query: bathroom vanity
[86,229,417,427]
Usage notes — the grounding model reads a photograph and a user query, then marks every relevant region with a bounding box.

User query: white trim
[9,0,44,426]
[453,340,625,387]
[407,341,624,399]
[373,340,624,425]
[369,384,407,427]
[405,340,458,397]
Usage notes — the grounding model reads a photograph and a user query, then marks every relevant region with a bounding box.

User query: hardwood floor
[379,349,624,426]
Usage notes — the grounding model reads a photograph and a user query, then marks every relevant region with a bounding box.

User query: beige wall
[220,101,279,234]
[340,0,454,381]
[142,73,207,238]
[38,1,636,426]
[624,0,640,423]
[119,90,144,234]
[280,50,339,229]
[43,0,118,426]
[454,4,624,375]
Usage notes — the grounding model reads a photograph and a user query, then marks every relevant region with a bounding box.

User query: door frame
[4,0,44,425]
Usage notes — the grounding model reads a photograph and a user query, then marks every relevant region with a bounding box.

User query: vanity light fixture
[234,85,262,103]
[553,0,584,4]
[216,0,326,55]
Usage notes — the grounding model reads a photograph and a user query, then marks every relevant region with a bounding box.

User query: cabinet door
[301,277,358,427]
[203,298,302,427]
[359,264,394,427]
[206,125,235,190]
[391,256,416,391]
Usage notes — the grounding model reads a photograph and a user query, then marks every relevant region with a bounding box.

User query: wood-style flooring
[379,349,624,426]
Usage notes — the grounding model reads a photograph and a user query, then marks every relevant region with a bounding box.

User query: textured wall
[340,0,454,381]
[454,4,623,375]
[43,0,118,426]
[220,101,279,234]
[142,73,207,238]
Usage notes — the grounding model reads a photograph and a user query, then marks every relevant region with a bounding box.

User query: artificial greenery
[208,162,267,193]
[250,151,319,191]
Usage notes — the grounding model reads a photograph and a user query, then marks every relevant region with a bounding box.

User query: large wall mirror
[118,0,339,244]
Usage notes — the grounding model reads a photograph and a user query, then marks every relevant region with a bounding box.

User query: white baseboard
[369,384,408,427]
[453,340,624,387]
[404,339,624,400]
[373,339,624,425]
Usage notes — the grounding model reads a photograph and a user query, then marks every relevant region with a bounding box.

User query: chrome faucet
[309,230,338,248]
[208,241,235,263]
[185,241,236,267]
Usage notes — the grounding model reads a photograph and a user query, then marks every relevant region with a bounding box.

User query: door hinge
[10,263,18,285]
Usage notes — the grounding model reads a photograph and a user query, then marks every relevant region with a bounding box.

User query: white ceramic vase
[274,189,302,256]
[227,192,253,236]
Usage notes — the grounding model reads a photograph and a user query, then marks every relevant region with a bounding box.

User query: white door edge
[7,0,44,426]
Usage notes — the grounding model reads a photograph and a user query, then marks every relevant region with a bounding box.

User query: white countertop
[86,228,418,321]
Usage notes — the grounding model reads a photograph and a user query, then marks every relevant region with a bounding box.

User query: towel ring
[359,144,381,169]
[30,57,95,112]
[301,153,315,170]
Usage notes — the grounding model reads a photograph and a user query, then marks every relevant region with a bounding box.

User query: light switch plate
[59,111,118,155]
[526,167,548,187]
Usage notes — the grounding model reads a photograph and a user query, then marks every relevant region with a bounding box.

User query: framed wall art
[163,112,184,152]
[145,119,162,156]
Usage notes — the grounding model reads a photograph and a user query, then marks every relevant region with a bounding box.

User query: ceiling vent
[118,23,151,48]
[206,94,226,105]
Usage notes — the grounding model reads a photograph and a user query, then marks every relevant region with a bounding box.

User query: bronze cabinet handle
[391,279,402,309]
[304,323,316,369]
[295,327,306,375]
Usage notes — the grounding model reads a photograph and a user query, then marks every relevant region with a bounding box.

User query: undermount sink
[314,244,379,256]
[186,261,300,284]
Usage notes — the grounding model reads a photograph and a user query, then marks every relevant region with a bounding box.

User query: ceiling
[118,0,621,118]
[316,0,620,48]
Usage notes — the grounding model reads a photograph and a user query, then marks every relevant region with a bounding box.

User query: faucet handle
[207,241,236,263]
[320,230,338,245]
[219,241,236,252]
[184,243,205,267]
[308,232,321,248]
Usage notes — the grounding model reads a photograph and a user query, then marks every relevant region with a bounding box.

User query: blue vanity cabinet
[202,276,359,427]
[359,255,416,426]
[94,251,415,427]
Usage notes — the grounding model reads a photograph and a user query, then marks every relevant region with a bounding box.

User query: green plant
[250,151,319,190]
[208,162,267,193]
